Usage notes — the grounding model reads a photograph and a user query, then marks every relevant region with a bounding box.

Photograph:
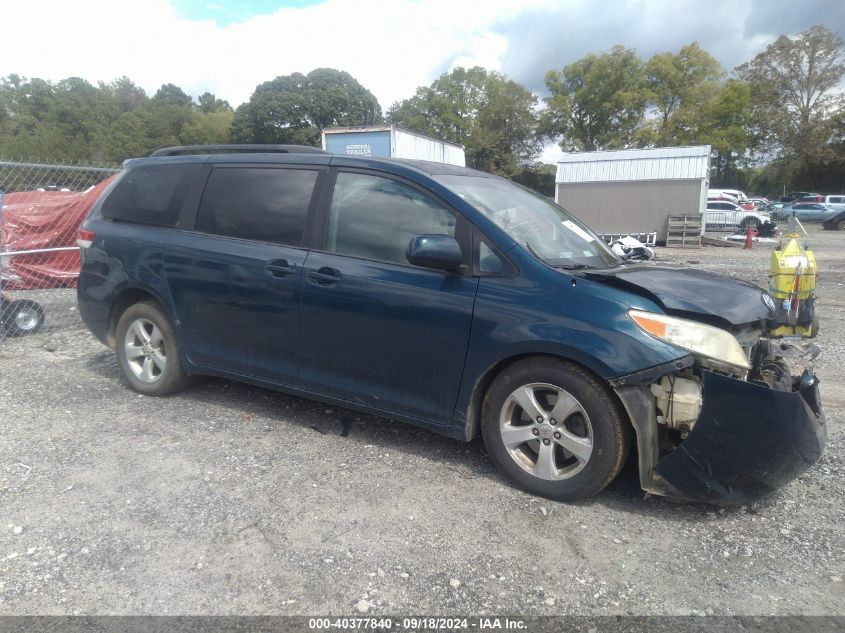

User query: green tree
[103,110,157,162]
[101,76,148,115]
[232,68,382,146]
[736,25,845,173]
[692,81,753,185]
[0,75,239,163]
[511,163,557,197]
[471,76,542,174]
[197,92,232,113]
[0,76,54,145]
[152,83,193,108]
[388,67,541,175]
[388,67,489,150]
[180,110,234,145]
[542,46,646,151]
[144,83,195,148]
[52,77,111,161]
[0,75,113,162]
[641,42,722,145]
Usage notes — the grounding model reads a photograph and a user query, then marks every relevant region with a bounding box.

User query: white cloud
[5,0,836,111]
[0,0,553,109]
[4,0,839,166]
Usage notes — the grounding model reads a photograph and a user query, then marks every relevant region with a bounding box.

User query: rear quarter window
[101,163,202,226]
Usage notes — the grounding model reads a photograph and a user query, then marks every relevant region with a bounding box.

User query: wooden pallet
[665,215,702,247]
[701,236,742,247]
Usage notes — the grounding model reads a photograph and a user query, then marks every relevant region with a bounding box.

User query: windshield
[435,175,620,269]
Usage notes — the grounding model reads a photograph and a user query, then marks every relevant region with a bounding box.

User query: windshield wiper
[554,263,590,270]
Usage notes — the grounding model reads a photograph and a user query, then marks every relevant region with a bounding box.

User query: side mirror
[406,234,463,271]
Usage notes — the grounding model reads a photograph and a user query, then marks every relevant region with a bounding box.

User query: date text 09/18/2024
[308,617,527,630]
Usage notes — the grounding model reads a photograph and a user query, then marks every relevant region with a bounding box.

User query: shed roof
[556,145,710,183]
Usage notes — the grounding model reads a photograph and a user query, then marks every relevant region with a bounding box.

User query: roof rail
[149,144,329,157]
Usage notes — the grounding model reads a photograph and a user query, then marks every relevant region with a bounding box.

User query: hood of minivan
[585,264,774,327]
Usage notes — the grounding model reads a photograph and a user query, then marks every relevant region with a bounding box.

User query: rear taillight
[77,229,95,248]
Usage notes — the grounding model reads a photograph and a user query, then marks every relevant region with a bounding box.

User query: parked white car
[705,200,772,231]
[709,188,750,204]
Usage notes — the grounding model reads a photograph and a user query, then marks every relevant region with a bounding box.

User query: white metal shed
[555,146,711,242]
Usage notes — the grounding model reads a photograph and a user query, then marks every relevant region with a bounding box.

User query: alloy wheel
[123,318,167,383]
[498,382,593,481]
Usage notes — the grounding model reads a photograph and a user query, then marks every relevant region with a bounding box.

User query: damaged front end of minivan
[593,266,827,505]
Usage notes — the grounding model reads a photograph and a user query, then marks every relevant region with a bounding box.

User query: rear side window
[708,202,733,211]
[195,167,318,246]
[102,163,201,226]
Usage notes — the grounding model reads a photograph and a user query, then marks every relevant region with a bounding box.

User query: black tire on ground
[758,222,777,238]
[114,301,192,396]
[2,299,45,336]
[838,219,845,231]
[481,357,631,502]
[740,217,760,231]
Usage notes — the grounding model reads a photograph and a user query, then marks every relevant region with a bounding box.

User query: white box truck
[321,125,465,166]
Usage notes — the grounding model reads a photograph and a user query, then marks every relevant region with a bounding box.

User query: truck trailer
[322,126,465,166]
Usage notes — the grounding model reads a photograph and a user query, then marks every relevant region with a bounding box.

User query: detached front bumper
[652,370,827,505]
[614,367,827,506]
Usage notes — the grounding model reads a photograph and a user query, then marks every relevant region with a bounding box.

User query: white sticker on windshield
[561,220,595,242]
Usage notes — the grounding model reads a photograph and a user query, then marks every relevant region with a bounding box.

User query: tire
[114,301,191,396]
[2,300,45,336]
[740,217,759,231]
[481,358,631,502]
[838,219,845,231]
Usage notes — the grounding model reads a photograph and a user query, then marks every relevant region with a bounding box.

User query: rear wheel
[481,358,630,501]
[838,219,845,231]
[115,302,191,396]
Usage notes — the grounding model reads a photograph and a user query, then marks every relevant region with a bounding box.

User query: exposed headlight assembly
[629,310,750,375]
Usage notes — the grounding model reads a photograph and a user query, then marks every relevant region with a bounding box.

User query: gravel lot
[1,226,843,616]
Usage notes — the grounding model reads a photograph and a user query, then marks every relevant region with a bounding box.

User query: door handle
[266,259,297,277]
[307,267,342,286]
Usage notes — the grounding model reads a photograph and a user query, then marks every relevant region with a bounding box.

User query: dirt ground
[0,225,843,616]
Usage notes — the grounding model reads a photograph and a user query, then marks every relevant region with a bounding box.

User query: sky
[2,0,844,161]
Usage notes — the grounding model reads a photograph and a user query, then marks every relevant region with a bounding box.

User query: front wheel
[115,302,191,396]
[838,219,845,231]
[481,358,630,502]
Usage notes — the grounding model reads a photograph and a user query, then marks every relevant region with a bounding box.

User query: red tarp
[1,176,115,290]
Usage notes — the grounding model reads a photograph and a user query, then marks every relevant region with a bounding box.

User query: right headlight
[629,310,750,373]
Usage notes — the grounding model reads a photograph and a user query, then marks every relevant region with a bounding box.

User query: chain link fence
[1,159,119,341]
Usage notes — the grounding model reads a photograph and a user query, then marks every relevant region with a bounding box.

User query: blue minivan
[77,145,826,505]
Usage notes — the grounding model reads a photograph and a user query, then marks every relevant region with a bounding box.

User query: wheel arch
[106,285,173,349]
[462,352,629,442]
